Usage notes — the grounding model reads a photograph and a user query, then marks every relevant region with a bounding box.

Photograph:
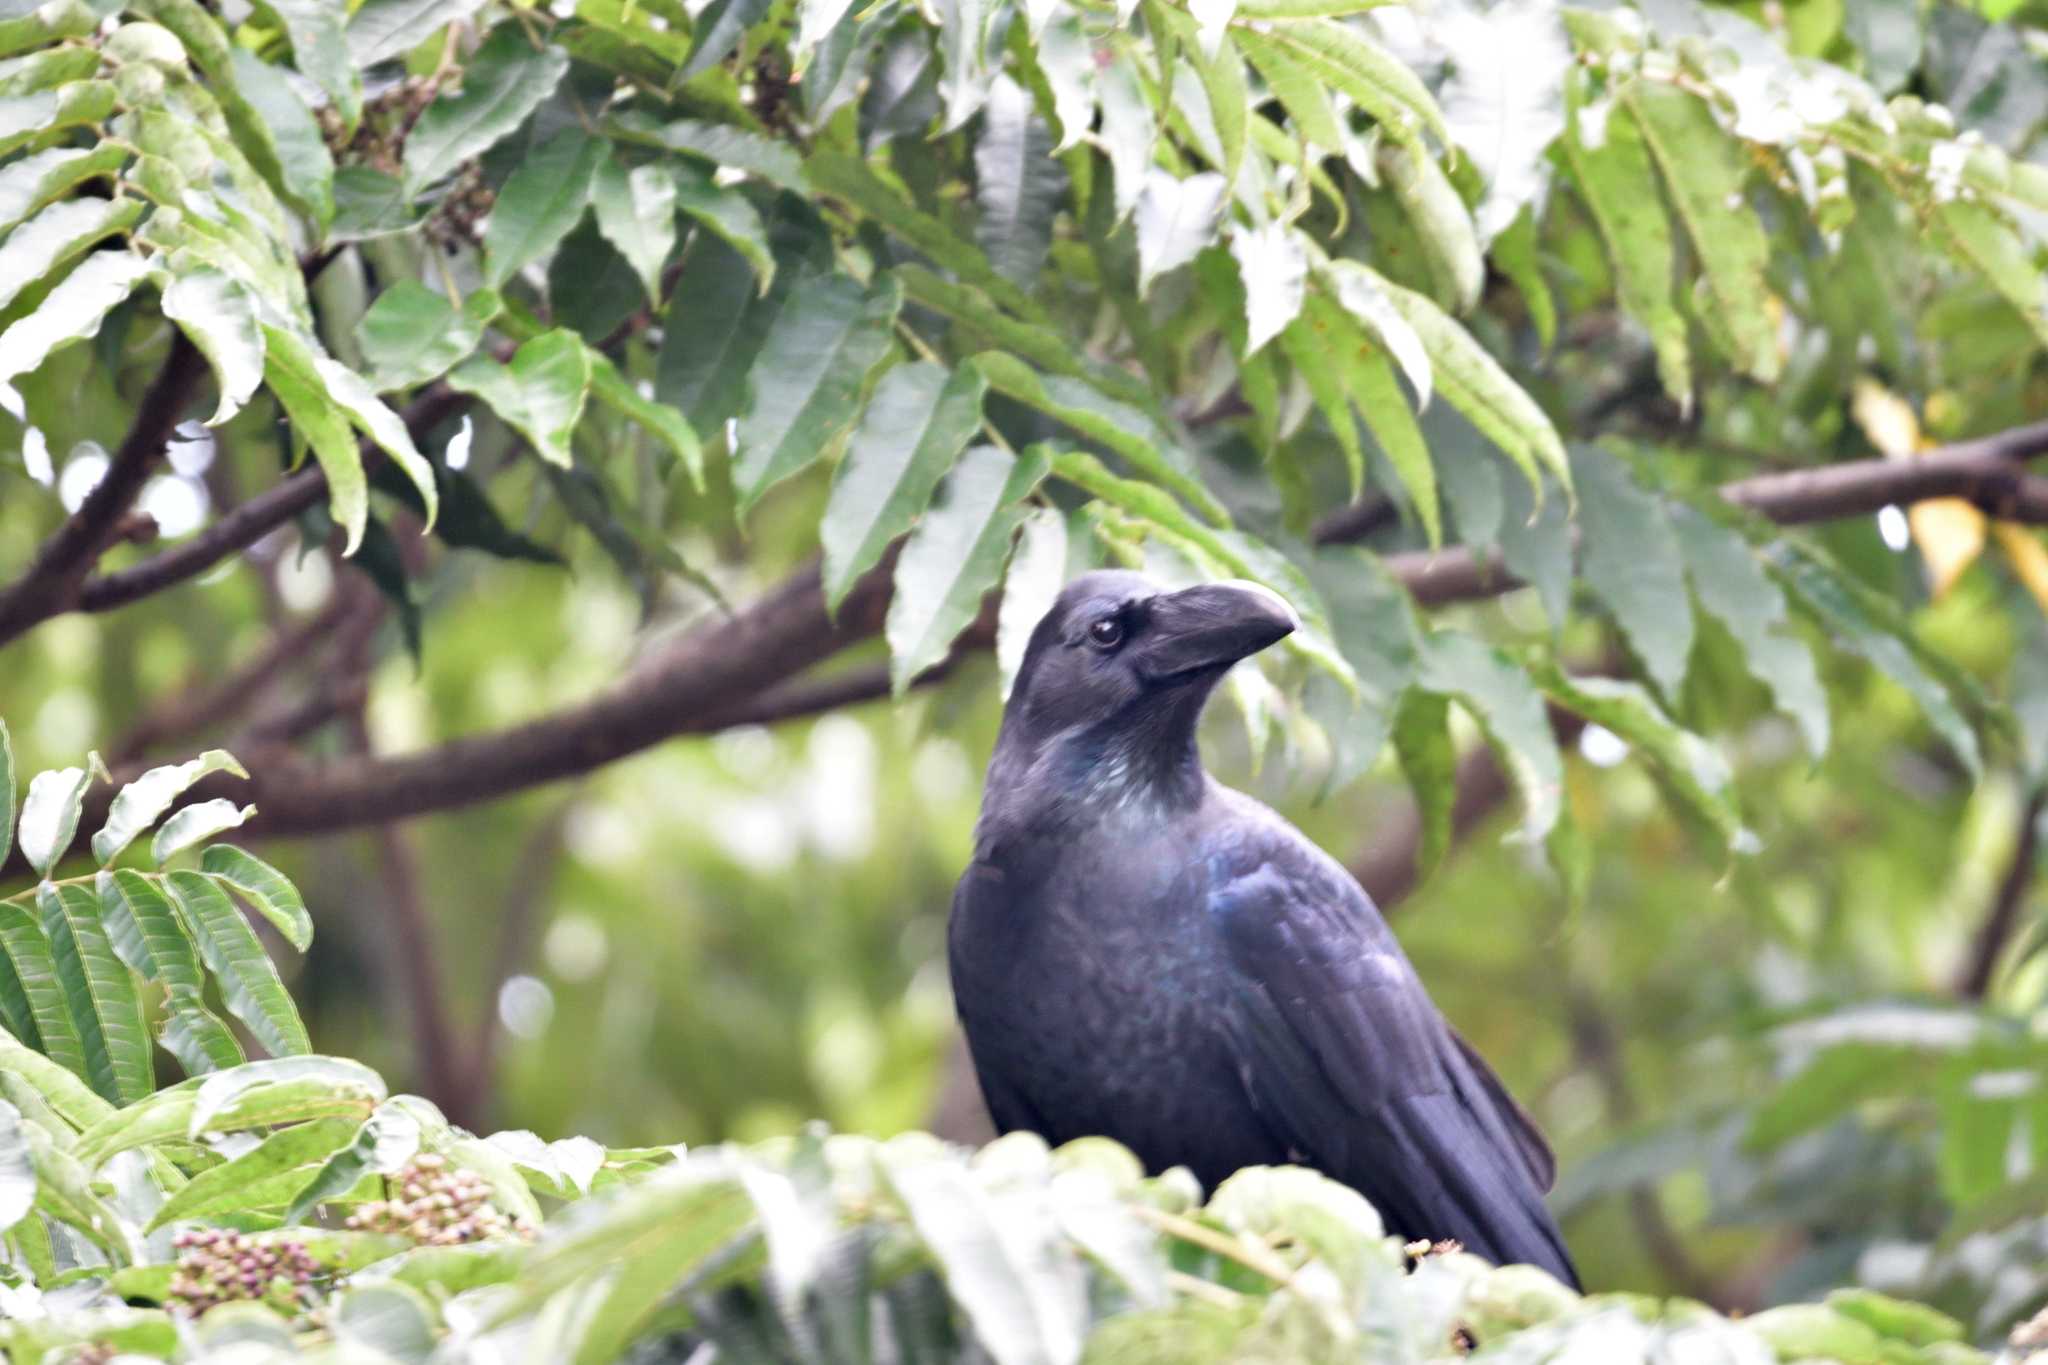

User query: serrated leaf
[1626,82,1779,382]
[1379,273,1567,495]
[94,751,248,866]
[1392,689,1454,881]
[0,79,114,157]
[262,0,362,132]
[1323,261,1432,411]
[1563,95,1691,406]
[264,330,369,553]
[1670,506,1829,757]
[164,871,310,1058]
[1930,198,2048,349]
[1231,222,1306,357]
[998,508,1069,701]
[484,127,605,289]
[592,154,678,303]
[0,1098,33,1236]
[0,1021,112,1129]
[683,0,771,75]
[0,896,88,1079]
[272,323,441,530]
[200,845,312,952]
[147,1115,358,1230]
[1252,18,1448,150]
[793,0,859,68]
[821,361,989,610]
[1094,57,1156,223]
[587,347,705,490]
[1281,306,1366,494]
[1035,12,1096,150]
[670,161,775,294]
[976,74,1063,289]
[1574,445,1693,696]
[403,25,570,194]
[1234,25,1345,153]
[733,272,901,511]
[37,882,152,1104]
[447,329,594,469]
[1379,142,1482,314]
[1415,631,1560,842]
[347,0,487,65]
[1134,168,1226,297]
[0,251,156,408]
[357,281,490,390]
[329,166,427,243]
[0,146,124,238]
[158,986,245,1075]
[1346,337,1438,545]
[1771,543,1982,777]
[897,265,1151,407]
[887,444,1049,693]
[975,352,1227,524]
[151,799,255,865]
[611,113,806,192]
[19,761,101,879]
[938,0,999,130]
[655,235,781,432]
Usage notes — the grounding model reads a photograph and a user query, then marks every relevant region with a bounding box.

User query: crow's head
[1000,568,1296,754]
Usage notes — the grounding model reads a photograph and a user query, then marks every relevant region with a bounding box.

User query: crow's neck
[979,698,1210,853]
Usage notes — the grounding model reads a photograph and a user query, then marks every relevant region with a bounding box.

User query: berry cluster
[343,1153,534,1246]
[166,1228,322,1318]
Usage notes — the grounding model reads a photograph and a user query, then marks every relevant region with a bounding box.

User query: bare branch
[1954,790,2046,1000]
[0,332,207,646]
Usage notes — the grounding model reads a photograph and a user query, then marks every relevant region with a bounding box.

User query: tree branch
[0,332,207,647]
[1954,790,2046,1000]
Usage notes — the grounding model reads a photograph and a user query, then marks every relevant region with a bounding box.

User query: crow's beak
[1136,580,1299,684]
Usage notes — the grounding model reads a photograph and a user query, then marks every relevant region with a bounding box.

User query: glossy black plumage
[949,570,1578,1286]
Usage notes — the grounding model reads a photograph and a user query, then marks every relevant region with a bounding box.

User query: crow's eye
[1088,617,1124,649]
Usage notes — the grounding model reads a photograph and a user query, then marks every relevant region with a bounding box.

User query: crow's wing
[1211,852,1577,1287]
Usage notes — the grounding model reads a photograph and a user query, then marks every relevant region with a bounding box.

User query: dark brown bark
[1954,790,2046,1000]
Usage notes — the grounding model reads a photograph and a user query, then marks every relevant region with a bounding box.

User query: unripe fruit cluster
[166,1227,321,1318]
[343,1152,534,1246]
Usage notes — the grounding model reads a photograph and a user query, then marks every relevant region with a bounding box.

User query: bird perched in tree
[949,570,1577,1286]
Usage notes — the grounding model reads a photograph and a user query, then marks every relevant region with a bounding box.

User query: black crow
[950,570,1577,1286]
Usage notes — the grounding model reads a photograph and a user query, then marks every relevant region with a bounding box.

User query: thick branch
[0,333,206,646]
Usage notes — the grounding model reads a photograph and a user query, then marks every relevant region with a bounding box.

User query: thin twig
[1955,790,2046,1000]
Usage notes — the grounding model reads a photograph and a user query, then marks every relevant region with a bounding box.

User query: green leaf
[0,1015,107,1129]
[161,265,266,426]
[1134,169,1226,297]
[0,251,156,408]
[1930,198,2048,350]
[592,153,678,303]
[887,444,1049,693]
[158,985,244,1076]
[277,321,441,530]
[18,759,102,878]
[264,329,370,553]
[370,451,562,566]
[1230,222,1306,357]
[484,127,605,289]
[937,0,999,130]
[447,330,595,469]
[670,162,775,293]
[998,507,1069,702]
[683,0,771,76]
[348,0,486,64]
[1095,57,1157,222]
[733,272,901,512]
[1322,261,1432,410]
[165,870,311,1059]
[0,897,89,1081]
[655,235,780,432]
[975,352,1227,525]
[587,347,705,491]
[1626,82,1779,382]
[261,0,362,132]
[1249,18,1448,150]
[1563,95,1690,407]
[0,197,143,318]
[806,150,1048,323]
[1573,445,1693,697]
[37,882,152,1104]
[0,1099,33,1237]
[1670,506,1829,758]
[96,869,203,993]
[1337,313,1437,542]
[611,113,806,193]
[0,145,124,238]
[0,80,115,157]
[896,265,1151,407]
[402,24,570,194]
[976,74,1063,288]
[357,281,491,391]
[147,1115,359,1230]
[221,46,334,222]
[1391,689,1454,882]
[287,1104,422,1225]
[151,798,254,865]
[821,361,989,610]
[1380,273,1568,495]
[1233,26,1345,153]
[1379,142,1482,314]
[329,166,427,243]
[1498,470,1572,628]
[1415,632,1561,842]
[1280,308,1365,496]
[93,750,248,866]
[200,845,313,952]
[1771,543,1983,778]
